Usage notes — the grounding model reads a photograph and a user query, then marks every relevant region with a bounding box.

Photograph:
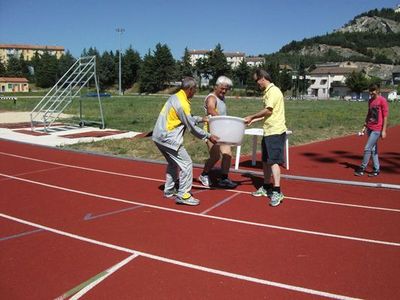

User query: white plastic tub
[208,116,245,145]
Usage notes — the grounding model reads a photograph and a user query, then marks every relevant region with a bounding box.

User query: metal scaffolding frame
[30,56,105,131]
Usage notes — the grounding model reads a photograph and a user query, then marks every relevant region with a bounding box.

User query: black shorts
[261,133,286,165]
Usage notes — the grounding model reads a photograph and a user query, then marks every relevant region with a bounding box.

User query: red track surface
[1,133,399,299]
[239,125,400,185]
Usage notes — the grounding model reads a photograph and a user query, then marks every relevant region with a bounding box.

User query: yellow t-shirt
[262,83,287,136]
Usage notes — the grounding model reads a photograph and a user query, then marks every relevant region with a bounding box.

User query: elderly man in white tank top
[198,76,237,189]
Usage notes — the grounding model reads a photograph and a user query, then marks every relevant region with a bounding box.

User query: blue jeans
[360,129,381,171]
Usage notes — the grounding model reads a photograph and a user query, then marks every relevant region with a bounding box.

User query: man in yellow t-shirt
[244,69,287,207]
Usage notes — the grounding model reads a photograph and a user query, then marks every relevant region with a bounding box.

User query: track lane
[1,161,399,244]
[1,177,400,299]
[1,139,400,299]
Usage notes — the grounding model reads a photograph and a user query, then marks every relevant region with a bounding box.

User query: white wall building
[188,50,264,69]
[308,63,358,99]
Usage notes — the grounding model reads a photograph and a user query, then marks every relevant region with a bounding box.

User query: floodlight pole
[116,27,125,96]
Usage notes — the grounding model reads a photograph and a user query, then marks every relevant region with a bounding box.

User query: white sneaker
[175,193,200,206]
[198,174,210,187]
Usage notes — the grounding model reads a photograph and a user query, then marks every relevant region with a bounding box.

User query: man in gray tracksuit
[152,77,219,206]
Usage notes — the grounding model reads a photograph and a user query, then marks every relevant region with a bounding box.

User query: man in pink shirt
[354,84,389,177]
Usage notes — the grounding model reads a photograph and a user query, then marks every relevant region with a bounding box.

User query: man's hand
[208,134,219,144]
[244,116,252,125]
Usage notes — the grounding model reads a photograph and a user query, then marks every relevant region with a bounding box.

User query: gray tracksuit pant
[155,143,192,198]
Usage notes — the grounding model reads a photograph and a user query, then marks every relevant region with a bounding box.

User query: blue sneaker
[251,186,273,197]
[269,191,284,207]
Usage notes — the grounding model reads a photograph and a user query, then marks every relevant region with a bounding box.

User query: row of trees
[0,43,291,94]
[0,42,391,96]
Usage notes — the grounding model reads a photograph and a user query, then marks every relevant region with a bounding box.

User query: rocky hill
[276,7,400,79]
[336,15,400,34]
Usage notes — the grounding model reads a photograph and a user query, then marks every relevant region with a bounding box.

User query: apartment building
[188,50,264,69]
[0,44,65,64]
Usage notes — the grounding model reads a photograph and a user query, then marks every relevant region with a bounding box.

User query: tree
[6,56,22,77]
[139,50,157,93]
[19,54,31,80]
[122,46,142,91]
[208,44,231,86]
[345,70,369,97]
[233,59,250,87]
[98,51,116,90]
[266,62,280,84]
[152,43,176,91]
[177,47,194,78]
[35,51,59,88]
[194,57,210,88]
[57,51,76,81]
[0,60,6,76]
[279,68,293,93]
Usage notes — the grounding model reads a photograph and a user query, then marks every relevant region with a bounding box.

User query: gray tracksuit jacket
[152,89,211,151]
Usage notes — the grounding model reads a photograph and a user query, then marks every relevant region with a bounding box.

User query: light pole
[116,27,125,95]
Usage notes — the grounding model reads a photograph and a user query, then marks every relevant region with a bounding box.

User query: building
[307,62,358,99]
[188,49,264,69]
[0,44,65,64]
[224,51,245,69]
[0,77,29,92]
[245,56,265,68]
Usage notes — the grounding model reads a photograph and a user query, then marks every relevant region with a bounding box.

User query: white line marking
[1,172,399,247]
[70,253,139,300]
[0,151,399,213]
[200,193,240,215]
[0,213,360,300]
[0,166,66,182]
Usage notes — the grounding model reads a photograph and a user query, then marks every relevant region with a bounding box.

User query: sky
[1,0,399,60]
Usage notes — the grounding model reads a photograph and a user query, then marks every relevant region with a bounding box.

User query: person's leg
[220,144,232,176]
[169,146,200,205]
[217,144,237,188]
[271,163,281,187]
[266,133,285,207]
[199,141,220,187]
[369,130,381,174]
[356,129,380,175]
[252,137,273,197]
[155,143,178,195]
[202,141,220,173]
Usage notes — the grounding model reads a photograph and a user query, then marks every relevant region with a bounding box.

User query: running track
[0,139,399,299]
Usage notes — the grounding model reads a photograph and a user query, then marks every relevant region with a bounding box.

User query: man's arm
[244,107,272,125]
[205,95,218,116]
[381,116,388,139]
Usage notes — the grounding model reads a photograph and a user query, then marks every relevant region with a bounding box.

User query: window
[321,79,327,85]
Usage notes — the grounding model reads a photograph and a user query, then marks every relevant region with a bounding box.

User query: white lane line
[0,166,66,182]
[70,253,139,300]
[1,172,399,247]
[1,151,399,213]
[200,193,240,215]
[1,213,360,300]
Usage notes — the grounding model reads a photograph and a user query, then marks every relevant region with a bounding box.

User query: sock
[263,183,273,190]
[273,186,281,193]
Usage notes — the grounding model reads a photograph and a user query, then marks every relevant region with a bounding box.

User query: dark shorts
[261,133,286,165]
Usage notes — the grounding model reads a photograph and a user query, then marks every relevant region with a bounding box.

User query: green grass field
[1,94,399,164]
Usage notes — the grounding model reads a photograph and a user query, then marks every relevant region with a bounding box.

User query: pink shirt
[366,95,389,131]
